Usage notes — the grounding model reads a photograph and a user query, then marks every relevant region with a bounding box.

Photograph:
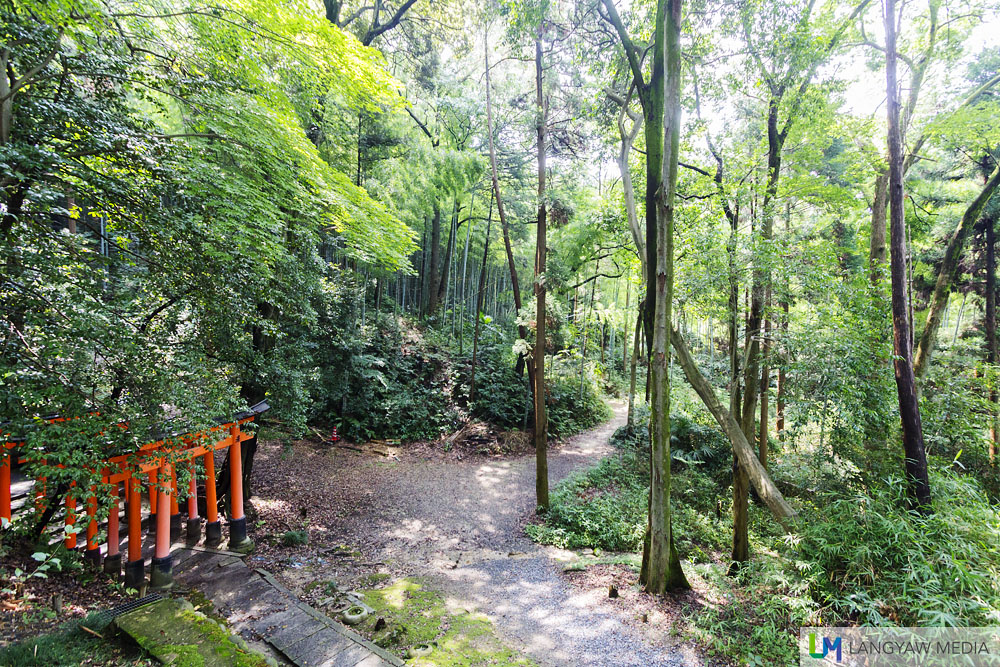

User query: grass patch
[0,612,151,667]
[359,578,536,666]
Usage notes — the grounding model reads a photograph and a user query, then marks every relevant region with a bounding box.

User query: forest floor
[248,402,710,666]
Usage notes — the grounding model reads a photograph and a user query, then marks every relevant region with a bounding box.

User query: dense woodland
[2,0,1000,663]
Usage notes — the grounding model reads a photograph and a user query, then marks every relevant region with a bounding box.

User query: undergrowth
[526,406,1000,666]
[0,612,151,667]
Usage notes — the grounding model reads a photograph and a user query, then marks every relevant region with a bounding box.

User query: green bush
[525,456,647,551]
[314,305,462,442]
[470,344,531,429]
[545,368,613,437]
[798,468,1000,627]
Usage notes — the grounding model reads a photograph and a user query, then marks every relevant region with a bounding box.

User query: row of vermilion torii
[0,401,269,590]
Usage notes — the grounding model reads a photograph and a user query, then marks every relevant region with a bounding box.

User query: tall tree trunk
[533,35,550,512]
[579,271,597,400]
[470,194,494,404]
[627,309,641,431]
[460,194,474,353]
[986,216,998,463]
[869,0,939,283]
[427,205,442,315]
[644,0,688,594]
[485,32,532,377]
[733,104,781,575]
[777,204,790,439]
[869,170,889,284]
[759,288,771,470]
[885,0,931,509]
[913,164,1000,379]
[437,199,459,311]
[623,279,631,375]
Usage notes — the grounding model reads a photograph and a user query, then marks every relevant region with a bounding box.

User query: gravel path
[254,402,688,666]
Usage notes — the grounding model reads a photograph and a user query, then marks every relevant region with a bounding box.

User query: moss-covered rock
[359,578,536,666]
[114,598,270,667]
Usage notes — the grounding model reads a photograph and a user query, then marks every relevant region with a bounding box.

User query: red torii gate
[1,401,268,590]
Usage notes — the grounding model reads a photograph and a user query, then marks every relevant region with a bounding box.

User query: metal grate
[91,593,163,623]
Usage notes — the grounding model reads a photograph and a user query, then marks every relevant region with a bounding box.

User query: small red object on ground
[328,427,340,443]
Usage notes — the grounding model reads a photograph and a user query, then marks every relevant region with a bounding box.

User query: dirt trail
[254,403,688,666]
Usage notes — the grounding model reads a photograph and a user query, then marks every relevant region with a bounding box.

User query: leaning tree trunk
[913,164,1000,379]
[885,0,931,509]
[672,330,798,527]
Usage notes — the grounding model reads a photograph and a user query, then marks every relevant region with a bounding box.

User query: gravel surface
[251,402,693,666]
[439,555,685,666]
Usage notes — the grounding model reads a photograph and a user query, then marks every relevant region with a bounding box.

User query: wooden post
[1,449,10,524]
[186,460,200,544]
[148,468,157,514]
[104,482,122,576]
[203,449,221,545]
[150,463,173,590]
[226,424,252,552]
[124,476,144,589]
[169,465,181,541]
[64,488,77,549]
[83,491,101,566]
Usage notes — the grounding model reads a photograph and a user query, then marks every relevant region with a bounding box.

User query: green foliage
[0,612,147,667]
[690,561,810,667]
[470,345,532,429]
[544,366,613,436]
[0,0,415,512]
[525,456,647,551]
[798,469,1000,627]
[281,530,309,547]
[316,312,462,442]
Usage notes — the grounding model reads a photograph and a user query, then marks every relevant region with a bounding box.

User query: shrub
[526,456,647,551]
[545,368,613,437]
[470,344,531,429]
[797,468,1000,627]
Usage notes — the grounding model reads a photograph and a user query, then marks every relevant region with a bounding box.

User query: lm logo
[809,633,843,661]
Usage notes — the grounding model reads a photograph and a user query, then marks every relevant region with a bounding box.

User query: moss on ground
[359,578,535,666]
[358,572,391,587]
[562,552,642,572]
[115,598,270,667]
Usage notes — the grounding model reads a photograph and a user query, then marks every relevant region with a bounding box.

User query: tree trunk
[579,271,597,400]
[869,169,889,284]
[533,35,549,512]
[623,280,631,375]
[643,0,688,595]
[777,299,788,439]
[485,32,532,377]
[627,309,641,431]
[987,216,998,463]
[672,330,798,526]
[460,195,473,353]
[427,205,442,315]
[759,288,771,470]
[913,164,1000,379]
[885,0,931,509]
[470,194,494,403]
[437,199,459,312]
